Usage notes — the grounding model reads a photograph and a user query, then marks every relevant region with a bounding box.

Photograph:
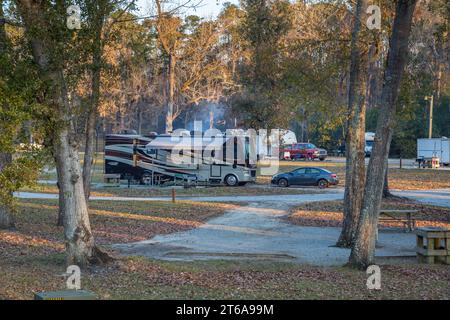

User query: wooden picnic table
[379,209,420,232]
[416,228,450,265]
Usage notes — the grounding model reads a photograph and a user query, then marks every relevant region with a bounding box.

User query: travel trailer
[104,133,258,186]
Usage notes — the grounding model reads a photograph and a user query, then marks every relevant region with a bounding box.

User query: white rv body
[105,133,258,186]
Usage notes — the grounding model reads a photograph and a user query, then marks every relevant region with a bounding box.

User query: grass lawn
[1,199,449,300]
[288,198,450,229]
[20,184,321,197]
[90,186,320,198]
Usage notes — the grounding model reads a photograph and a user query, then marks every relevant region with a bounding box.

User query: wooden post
[172,188,176,203]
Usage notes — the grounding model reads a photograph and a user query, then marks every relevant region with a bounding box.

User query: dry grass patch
[11,199,238,247]
[91,185,319,198]
[388,169,450,190]
[288,198,450,229]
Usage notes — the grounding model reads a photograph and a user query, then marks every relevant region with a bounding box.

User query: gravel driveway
[113,192,417,266]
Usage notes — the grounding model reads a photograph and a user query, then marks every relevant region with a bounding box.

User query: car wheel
[318,179,329,189]
[225,174,239,187]
[319,157,326,161]
[278,178,289,188]
[140,172,153,185]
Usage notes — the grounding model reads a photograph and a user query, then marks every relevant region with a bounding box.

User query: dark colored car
[271,167,339,188]
[280,143,327,161]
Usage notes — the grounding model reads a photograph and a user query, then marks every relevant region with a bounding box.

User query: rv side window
[146,147,157,156]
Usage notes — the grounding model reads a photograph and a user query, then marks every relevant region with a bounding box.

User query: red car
[280,143,326,161]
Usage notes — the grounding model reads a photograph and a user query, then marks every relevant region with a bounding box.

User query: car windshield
[366,141,374,147]
[297,143,316,149]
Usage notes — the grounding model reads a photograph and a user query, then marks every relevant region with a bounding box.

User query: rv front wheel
[140,172,153,185]
[224,174,239,187]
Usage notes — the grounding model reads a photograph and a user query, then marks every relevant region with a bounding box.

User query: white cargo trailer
[417,138,450,166]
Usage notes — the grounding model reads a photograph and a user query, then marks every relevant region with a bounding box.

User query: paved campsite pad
[114,192,417,266]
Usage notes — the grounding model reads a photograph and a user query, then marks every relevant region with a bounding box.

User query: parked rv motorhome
[104,133,258,186]
[417,138,450,166]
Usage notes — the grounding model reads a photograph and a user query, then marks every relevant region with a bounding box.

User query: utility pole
[210,111,214,130]
[425,95,434,139]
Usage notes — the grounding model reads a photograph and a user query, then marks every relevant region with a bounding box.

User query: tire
[278,178,289,188]
[140,172,153,185]
[319,157,326,162]
[318,179,329,189]
[224,174,239,187]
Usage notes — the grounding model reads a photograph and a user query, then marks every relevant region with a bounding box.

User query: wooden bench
[379,209,420,232]
[415,227,450,265]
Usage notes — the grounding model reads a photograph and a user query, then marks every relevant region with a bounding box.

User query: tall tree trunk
[56,160,65,227]
[349,0,418,269]
[16,0,109,266]
[83,16,103,200]
[383,161,392,198]
[83,103,97,200]
[55,126,96,265]
[337,0,368,248]
[0,0,15,230]
[166,54,176,133]
[0,204,14,229]
[0,1,6,53]
[0,154,15,230]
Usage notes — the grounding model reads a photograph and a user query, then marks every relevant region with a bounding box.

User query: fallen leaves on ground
[1,198,449,300]
[1,256,449,300]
